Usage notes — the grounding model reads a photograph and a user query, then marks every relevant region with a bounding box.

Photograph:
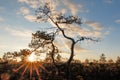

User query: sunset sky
[0,0,120,61]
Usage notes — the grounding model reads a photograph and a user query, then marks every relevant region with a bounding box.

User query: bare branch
[56,15,82,25]
[76,36,99,43]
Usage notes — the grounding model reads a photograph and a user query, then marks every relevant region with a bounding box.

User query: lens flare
[14,52,48,80]
[27,52,37,62]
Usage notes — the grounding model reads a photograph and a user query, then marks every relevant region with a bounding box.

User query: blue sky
[0,0,120,61]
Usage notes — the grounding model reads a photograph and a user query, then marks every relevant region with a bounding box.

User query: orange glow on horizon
[14,52,48,80]
[27,52,37,62]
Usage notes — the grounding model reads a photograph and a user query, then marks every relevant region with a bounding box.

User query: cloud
[47,19,102,39]
[24,15,36,22]
[104,30,110,35]
[17,0,88,22]
[18,0,40,8]
[18,7,30,15]
[60,9,67,14]
[0,45,7,48]
[0,26,32,55]
[17,1,37,22]
[6,27,32,38]
[18,0,29,3]
[54,37,70,53]
[61,0,86,15]
[48,14,105,38]
[18,0,87,15]
[62,0,78,15]
[57,23,103,38]
[86,21,103,31]
[17,6,36,22]
[2,26,32,38]
[105,0,113,4]
[74,44,89,53]
[0,6,5,12]
[17,0,54,22]
[115,19,120,24]
[54,37,89,54]
[76,26,102,37]
[0,17,4,22]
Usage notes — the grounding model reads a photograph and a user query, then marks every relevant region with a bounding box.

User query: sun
[27,52,37,62]
[14,52,48,80]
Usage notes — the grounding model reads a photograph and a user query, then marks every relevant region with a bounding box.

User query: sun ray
[14,52,48,80]
[33,62,40,76]
[38,62,48,73]
[30,62,33,79]
[22,62,30,76]
[15,62,27,72]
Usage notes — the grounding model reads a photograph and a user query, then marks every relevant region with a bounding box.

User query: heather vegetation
[0,54,120,80]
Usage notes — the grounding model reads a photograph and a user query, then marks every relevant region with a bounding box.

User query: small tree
[35,2,98,80]
[29,30,59,69]
[19,49,31,61]
[116,56,120,64]
[85,59,89,64]
[99,53,106,63]
[2,52,13,62]
[108,59,114,63]
[56,54,62,62]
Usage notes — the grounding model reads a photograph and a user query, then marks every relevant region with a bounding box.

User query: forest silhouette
[0,54,120,80]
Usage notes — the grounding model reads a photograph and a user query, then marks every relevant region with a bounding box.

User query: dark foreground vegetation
[0,61,120,80]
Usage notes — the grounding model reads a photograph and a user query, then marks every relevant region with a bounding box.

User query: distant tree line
[1,52,120,64]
